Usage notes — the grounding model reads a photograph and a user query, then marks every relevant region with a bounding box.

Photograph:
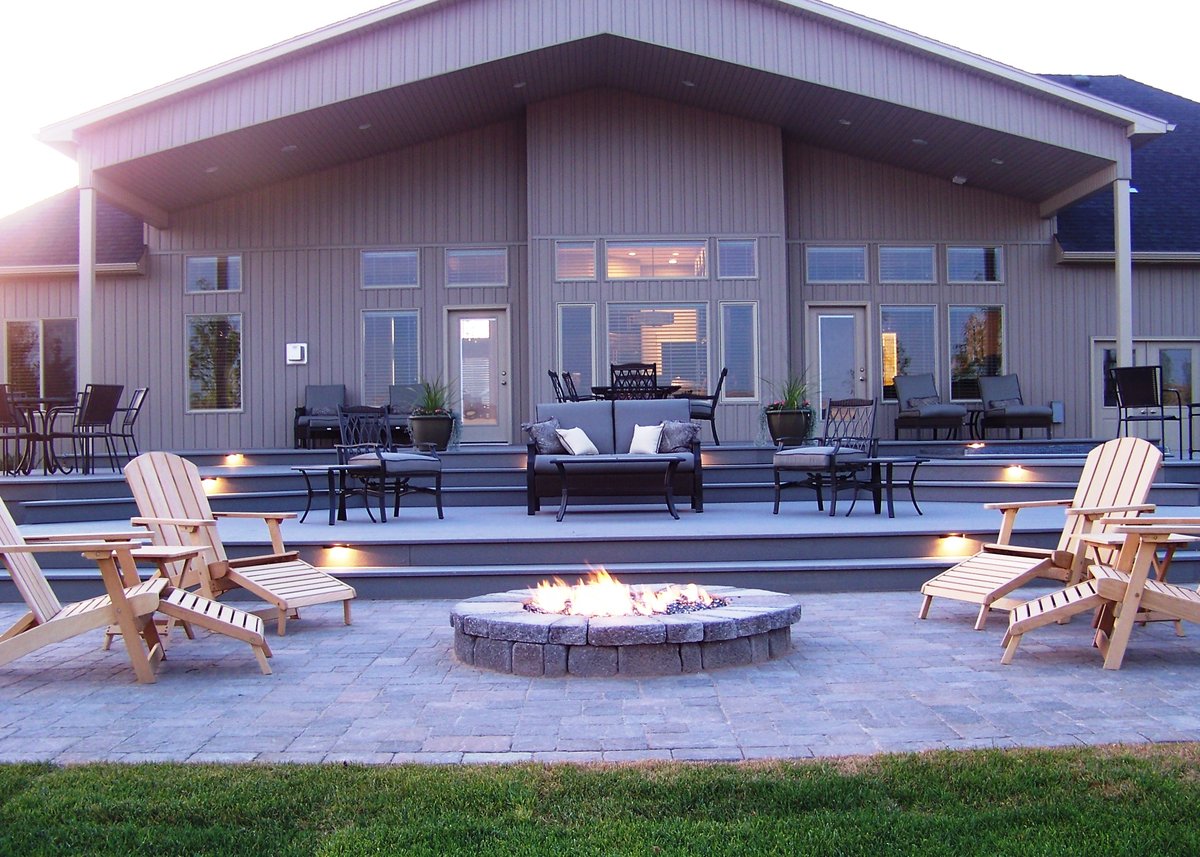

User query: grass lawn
[2,744,1199,855]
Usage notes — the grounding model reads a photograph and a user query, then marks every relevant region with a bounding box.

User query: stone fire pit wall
[451,586,802,677]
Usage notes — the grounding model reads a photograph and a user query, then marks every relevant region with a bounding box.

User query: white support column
[1114,178,1134,367]
[78,186,96,385]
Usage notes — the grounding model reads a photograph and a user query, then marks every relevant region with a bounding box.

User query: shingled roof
[1046,75,1200,254]
[0,189,144,269]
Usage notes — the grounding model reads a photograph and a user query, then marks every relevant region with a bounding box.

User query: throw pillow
[521,416,567,454]
[556,426,600,456]
[988,397,1022,410]
[629,422,665,455]
[906,395,940,410]
[658,419,700,453]
[310,406,337,416]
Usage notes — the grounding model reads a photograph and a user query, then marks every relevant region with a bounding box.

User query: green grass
[3,745,1200,855]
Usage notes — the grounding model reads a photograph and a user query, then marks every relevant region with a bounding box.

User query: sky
[0,0,1197,220]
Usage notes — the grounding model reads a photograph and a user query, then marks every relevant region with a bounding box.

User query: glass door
[1092,339,1198,447]
[805,305,870,416]
[447,308,511,443]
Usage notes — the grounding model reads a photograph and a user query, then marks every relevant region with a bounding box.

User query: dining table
[11,395,75,475]
[589,384,682,400]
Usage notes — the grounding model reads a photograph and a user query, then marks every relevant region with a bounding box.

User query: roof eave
[0,257,147,280]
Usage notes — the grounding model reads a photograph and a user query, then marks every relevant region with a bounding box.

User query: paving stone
[749,632,771,664]
[472,637,513,673]
[701,637,753,670]
[567,645,618,677]
[488,613,560,644]
[618,644,683,676]
[512,642,545,677]
[548,617,588,645]
[543,644,568,677]
[588,616,666,646]
[453,630,476,665]
[680,642,703,673]
[768,627,792,657]
[660,614,705,643]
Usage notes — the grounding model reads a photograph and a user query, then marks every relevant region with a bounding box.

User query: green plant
[763,373,811,411]
[410,378,455,416]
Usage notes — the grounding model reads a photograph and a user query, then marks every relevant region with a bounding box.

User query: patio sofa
[525,398,704,515]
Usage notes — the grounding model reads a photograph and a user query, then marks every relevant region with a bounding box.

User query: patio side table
[849,456,929,518]
[292,463,380,526]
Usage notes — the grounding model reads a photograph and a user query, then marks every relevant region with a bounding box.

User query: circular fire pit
[451,585,802,677]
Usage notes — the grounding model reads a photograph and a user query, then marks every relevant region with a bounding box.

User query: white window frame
[185,312,243,413]
[947,304,1006,401]
[604,239,709,281]
[554,241,598,282]
[718,301,760,402]
[361,249,420,289]
[805,245,867,284]
[879,245,936,284]
[556,303,597,393]
[879,304,938,401]
[716,239,758,280]
[947,246,1004,284]
[185,254,243,293]
[445,247,509,288]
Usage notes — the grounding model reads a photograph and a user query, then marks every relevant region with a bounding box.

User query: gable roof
[1048,75,1200,256]
[0,190,145,272]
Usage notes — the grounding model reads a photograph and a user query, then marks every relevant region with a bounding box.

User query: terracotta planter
[409,414,454,451]
[765,408,813,446]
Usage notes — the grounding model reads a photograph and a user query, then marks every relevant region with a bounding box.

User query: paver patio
[3,589,1200,765]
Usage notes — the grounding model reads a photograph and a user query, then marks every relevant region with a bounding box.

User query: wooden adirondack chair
[1002,519,1200,668]
[124,451,356,635]
[918,437,1162,629]
[0,496,271,682]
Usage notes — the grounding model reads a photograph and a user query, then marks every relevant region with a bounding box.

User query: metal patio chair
[773,398,878,517]
[1109,365,1184,456]
[609,362,658,399]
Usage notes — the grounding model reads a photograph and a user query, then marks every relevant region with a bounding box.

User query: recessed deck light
[682,80,696,87]
[513,81,527,89]
[838,118,852,126]
[203,165,219,174]
[281,144,299,153]
[951,175,968,185]
[911,138,927,145]
[991,158,1005,165]
[358,122,373,130]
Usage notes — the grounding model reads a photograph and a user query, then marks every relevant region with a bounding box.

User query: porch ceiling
[95,35,1113,214]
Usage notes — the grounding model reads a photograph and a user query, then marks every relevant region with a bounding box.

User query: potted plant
[763,373,814,446]
[408,378,456,451]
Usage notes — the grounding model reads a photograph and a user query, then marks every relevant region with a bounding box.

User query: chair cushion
[773,445,867,469]
[522,416,567,454]
[659,419,700,453]
[349,452,442,474]
[913,403,966,418]
[629,423,664,455]
[986,397,1023,410]
[905,395,940,409]
[556,426,600,456]
[689,400,714,418]
[987,404,1052,419]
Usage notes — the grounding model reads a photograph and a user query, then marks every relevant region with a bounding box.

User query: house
[0,0,1193,452]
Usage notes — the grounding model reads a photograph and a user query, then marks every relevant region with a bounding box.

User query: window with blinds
[362,311,420,407]
[805,246,866,283]
[446,248,508,287]
[948,246,1003,283]
[4,318,77,399]
[719,302,758,400]
[880,306,936,400]
[605,241,707,280]
[557,304,595,393]
[717,239,757,280]
[555,242,597,281]
[185,255,242,293]
[607,303,708,392]
[879,246,935,283]
[362,250,419,288]
[186,314,242,411]
[949,305,1004,399]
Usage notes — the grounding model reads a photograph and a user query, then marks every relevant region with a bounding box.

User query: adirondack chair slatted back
[125,451,229,565]
[0,498,62,623]
[1059,436,1162,554]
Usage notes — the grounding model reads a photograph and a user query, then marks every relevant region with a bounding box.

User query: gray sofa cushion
[613,398,690,453]
[773,445,867,469]
[535,401,616,453]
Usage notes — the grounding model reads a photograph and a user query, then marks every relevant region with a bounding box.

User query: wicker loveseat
[524,398,704,515]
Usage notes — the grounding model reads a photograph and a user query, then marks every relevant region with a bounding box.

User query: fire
[526,568,723,617]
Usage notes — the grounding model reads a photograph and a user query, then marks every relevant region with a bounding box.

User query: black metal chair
[977,374,1053,439]
[560,372,595,402]
[609,362,658,399]
[773,398,877,517]
[0,385,33,475]
[110,386,149,463]
[547,370,567,403]
[45,384,124,474]
[1109,365,1184,455]
[336,406,443,522]
[686,367,728,445]
[892,374,967,439]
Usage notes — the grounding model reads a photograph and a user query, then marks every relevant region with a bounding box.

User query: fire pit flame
[525,568,726,617]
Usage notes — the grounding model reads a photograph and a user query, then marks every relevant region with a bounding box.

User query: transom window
[185,255,242,293]
[446,248,508,287]
[362,250,419,289]
[948,246,1003,283]
[805,246,866,283]
[717,239,758,280]
[186,314,242,412]
[879,246,935,283]
[4,318,77,399]
[949,305,1004,400]
[555,242,597,281]
[362,310,420,407]
[605,241,707,280]
[880,306,936,400]
[607,303,708,393]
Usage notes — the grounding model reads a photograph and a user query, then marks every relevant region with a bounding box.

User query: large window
[185,255,242,293]
[805,246,866,283]
[362,250,419,289]
[879,246,935,283]
[446,248,508,287]
[719,302,758,400]
[362,310,420,407]
[717,239,757,280]
[607,303,708,393]
[555,242,597,281]
[186,314,242,411]
[948,305,1004,400]
[880,306,936,400]
[557,304,596,394]
[605,241,707,280]
[948,246,1003,283]
[4,319,77,399]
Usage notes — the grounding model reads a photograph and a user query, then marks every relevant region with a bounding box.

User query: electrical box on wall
[285,343,308,365]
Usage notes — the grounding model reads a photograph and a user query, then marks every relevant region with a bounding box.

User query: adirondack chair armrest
[1103,516,1200,528]
[0,540,143,554]
[130,516,215,529]
[213,512,298,521]
[227,551,301,567]
[1068,503,1156,518]
[983,498,1072,511]
[24,531,149,543]
[1108,522,1200,536]
[981,544,1053,558]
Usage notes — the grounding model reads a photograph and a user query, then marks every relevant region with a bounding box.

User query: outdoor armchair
[892,374,966,439]
[773,398,877,517]
[337,406,444,522]
[293,384,346,448]
[686,367,728,445]
[977,374,1053,439]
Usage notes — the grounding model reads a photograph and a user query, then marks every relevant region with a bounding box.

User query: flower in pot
[763,373,814,446]
[409,378,456,451]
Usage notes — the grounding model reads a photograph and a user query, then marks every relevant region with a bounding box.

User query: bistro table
[590,384,681,400]
[12,395,75,475]
[292,463,382,526]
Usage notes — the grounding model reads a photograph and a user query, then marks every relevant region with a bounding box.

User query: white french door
[447,308,511,443]
[1092,338,1199,447]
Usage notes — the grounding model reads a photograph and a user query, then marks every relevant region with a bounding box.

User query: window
[186,314,242,411]
[879,246,935,283]
[880,306,936,400]
[805,246,866,283]
[607,303,708,392]
[362,250,419,289]
[717,239,757,279]
[557,304,596,394]
[948,305,1004,399]
[719,302,758,400]
[362,310,420,407]
[4,319,77,399]
[605,240,707,280]
[185,255,242,293]
[555,242,597,281]
[948,246,1003,283]
[446,248,507,287]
